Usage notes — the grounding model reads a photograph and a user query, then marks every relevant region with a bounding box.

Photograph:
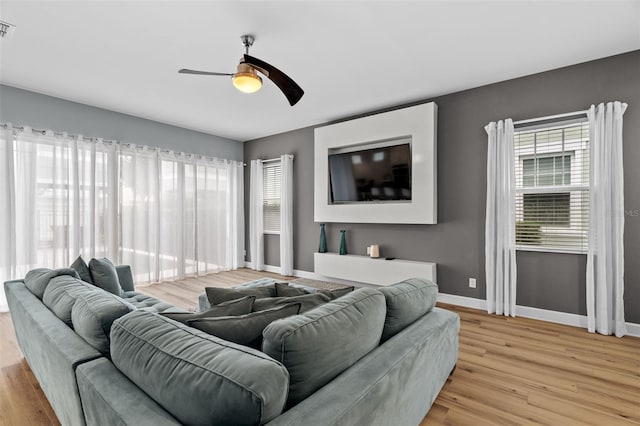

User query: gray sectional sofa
[5,268,459,426]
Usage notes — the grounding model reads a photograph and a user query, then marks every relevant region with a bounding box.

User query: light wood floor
[1,269,639,425]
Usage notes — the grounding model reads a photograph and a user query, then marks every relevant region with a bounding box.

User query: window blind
[514,119,589,252]
[263,161,281,233]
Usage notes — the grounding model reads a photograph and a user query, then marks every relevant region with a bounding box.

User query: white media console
[314,252,436,286]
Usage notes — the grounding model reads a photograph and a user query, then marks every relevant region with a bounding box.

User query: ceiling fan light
[233,63,262,93]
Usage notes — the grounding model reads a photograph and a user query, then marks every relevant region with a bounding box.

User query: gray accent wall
[244,50,640,323]
[0,84,243,160]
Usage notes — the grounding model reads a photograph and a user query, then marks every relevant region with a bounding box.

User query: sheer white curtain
[0,124,244,311]
[279,154,294,276]
[485,119,517,317]
[586,102,627,337]
[249,159,264,271]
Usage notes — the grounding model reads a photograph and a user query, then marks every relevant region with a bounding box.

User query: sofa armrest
[116,265,135,292]
[77,358,180,426]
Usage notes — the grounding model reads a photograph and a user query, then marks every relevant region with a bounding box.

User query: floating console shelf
[314,253,436,286]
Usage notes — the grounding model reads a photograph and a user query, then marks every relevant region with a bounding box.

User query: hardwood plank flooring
[1,269,639,425]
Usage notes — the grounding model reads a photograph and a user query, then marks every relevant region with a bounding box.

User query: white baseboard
[436,290,639,338]
[244,263,640,338]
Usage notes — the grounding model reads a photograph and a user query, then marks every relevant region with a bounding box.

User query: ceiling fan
[179,35,304,106]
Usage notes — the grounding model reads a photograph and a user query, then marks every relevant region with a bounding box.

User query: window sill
[516,246,587,255]
[263,231,280,235]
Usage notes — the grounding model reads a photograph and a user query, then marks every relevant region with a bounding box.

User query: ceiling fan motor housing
[233,63,263,93]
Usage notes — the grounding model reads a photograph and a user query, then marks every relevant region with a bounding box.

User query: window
[514,118,589,252]
[263,161,281,233]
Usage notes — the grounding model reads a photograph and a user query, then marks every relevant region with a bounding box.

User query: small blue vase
[339,230,347,255]
[318,224,328,253]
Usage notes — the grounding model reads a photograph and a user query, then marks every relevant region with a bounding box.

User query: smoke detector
[0,21,15,39]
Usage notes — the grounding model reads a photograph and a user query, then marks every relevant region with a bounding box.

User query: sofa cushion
[42,275,99,326]
[110,310,290,425]
[120,291,175,313]
[318,286,356,300]
[253,293,331,313]
[88,258,122,296]
[205,284,276,306]
[262,288,386,407]
[24,268,80,300]
[161,296,255,323]
[70,256,94,284]
[72,290,135,355]
[378,278,438,342]
[188,303,301,349]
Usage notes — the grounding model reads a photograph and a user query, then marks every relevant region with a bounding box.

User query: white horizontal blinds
[263,161,282,233]
[514,119,589,252]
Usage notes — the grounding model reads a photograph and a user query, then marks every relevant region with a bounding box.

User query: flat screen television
[328,142,412,203]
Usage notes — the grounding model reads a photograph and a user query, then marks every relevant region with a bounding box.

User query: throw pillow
[161,296,256,323]
[205,284,276,306]
[88,258,122,296]
[275,282,309,297]
[187,303,301,349]
[378,278,438,342]
[318,286,355,300]
[70,256,94,284]
[252,293,331,314]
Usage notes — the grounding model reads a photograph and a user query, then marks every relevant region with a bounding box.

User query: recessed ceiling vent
[0,21,15,39]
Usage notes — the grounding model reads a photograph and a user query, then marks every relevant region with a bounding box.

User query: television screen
[328,143,411,203]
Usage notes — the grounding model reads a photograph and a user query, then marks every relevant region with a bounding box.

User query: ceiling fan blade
[178,69,233,76]
[243,55,304,106]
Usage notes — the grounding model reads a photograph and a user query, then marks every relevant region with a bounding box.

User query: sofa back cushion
[110,310,289,425]
[378,278,438,342]
[88,258,122,296]
[24,268,80,300]
[262,288,386,407]
[72,291,135,355]
[42,275,99,326]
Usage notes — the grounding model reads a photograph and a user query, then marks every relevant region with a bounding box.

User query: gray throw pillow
[205,284,276,306]
[70,256,94,284]
[187,303,301,349]
[275,282,309,297]
[161,296,256,323]
[318,286,355,300]
[262,288,386,407]
[24,268,80,300]
[72,290,135,355]
[88,258,122,296]
[253,293,331,313]
[378,278,438,342]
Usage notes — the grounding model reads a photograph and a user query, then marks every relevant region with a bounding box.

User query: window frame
[514,119,589,255]
[262,161,282,235]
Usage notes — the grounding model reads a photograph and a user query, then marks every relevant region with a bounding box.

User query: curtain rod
[513,109,588,127]
[0,123,240,165]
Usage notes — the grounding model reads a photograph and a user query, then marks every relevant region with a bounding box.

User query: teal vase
[339,230,347,255]
[318,224,328,253]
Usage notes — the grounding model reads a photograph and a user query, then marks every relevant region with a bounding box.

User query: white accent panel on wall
[314,253,436,286]
[314,102,438,224]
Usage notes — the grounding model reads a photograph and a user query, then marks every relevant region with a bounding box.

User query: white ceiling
[1,1,639,142]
